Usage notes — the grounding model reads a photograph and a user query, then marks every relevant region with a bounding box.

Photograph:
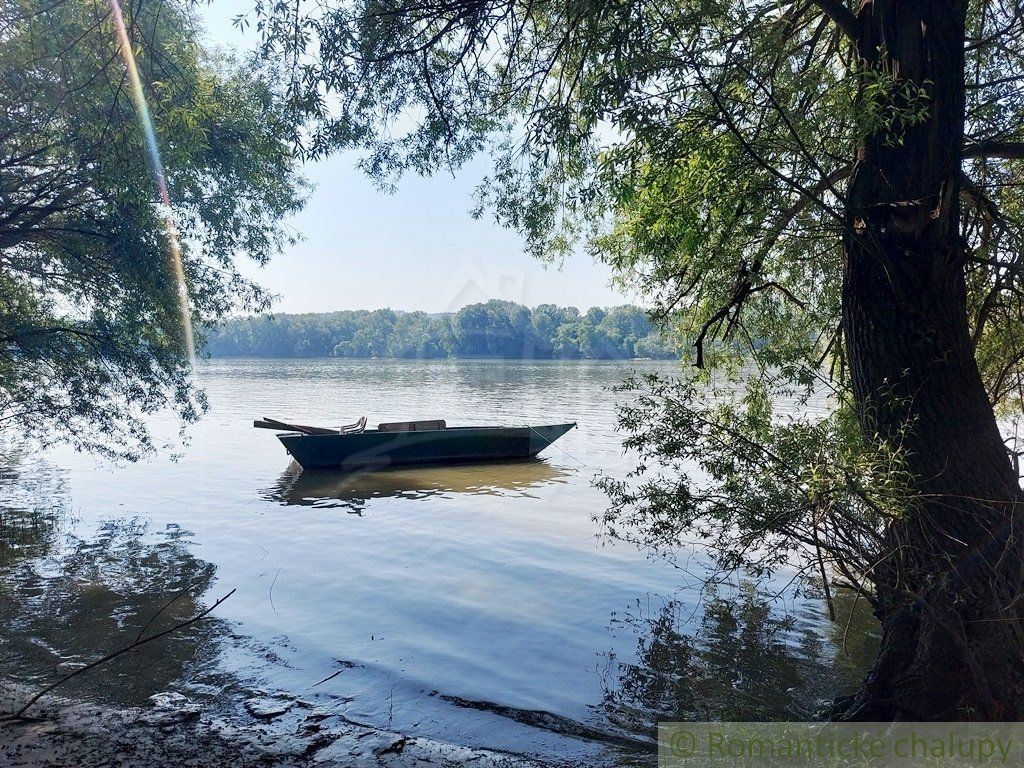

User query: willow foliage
[1,0,306,459]
[246,0,1024,588]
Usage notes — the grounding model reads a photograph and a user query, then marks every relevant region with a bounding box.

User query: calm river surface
[0,359,878,764]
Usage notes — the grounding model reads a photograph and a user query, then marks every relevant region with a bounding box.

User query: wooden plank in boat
[377,419,446,432]
[257,417,338,435]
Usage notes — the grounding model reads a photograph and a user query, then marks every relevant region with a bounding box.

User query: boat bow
[527,422,577,456]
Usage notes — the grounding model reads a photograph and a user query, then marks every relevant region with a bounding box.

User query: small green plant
[855,64,932,147]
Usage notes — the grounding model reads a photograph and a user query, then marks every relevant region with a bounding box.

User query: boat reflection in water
[265,459,571,513]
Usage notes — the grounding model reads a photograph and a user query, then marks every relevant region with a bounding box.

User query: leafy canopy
[1,0,306,459]
[247,0,1024,587]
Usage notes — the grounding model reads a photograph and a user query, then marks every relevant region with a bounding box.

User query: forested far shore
[204,301,676,359]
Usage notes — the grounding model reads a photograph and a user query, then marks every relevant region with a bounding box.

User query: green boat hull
[277,423,576,470]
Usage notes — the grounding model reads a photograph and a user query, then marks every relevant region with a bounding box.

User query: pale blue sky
[197,2,628,314]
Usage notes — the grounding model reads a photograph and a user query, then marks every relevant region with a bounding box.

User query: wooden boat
[254,417,577,470]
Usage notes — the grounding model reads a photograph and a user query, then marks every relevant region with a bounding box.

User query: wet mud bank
[0,682,553,768]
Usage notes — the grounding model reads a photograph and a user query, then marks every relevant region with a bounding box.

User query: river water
[0,359,878,764]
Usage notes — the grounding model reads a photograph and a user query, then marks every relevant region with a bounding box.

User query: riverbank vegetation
[250,0,1024,719]
[0,0,305,460]
[4,0,1024,728]
[205,301,674,359]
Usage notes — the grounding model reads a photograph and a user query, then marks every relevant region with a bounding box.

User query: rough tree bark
[837,0,1024,720]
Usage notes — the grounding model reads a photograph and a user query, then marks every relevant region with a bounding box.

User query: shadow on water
[0,458,226,708]
[263,459,571,513]
[597,583,879,732]
[430,584,879,760]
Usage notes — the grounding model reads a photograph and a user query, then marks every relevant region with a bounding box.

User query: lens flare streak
[108,0,196,364]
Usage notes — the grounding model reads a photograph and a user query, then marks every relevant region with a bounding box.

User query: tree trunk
[837,0,1024,720]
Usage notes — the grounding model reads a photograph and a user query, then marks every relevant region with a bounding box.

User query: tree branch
[963,141,1024,160]
[807,0,856,40]
[2,589,236,720]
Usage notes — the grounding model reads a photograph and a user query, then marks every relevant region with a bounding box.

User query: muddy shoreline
[0,681,555,767]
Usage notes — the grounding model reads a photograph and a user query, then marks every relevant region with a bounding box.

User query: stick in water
[3,588,236,720]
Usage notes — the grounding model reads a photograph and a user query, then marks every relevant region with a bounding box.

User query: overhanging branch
[963,141,1024,161]
[807,0,856,40]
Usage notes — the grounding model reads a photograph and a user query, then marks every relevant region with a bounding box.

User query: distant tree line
[204,301,675,360]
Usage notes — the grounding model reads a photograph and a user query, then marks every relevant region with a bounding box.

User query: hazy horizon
[221,298,651,319]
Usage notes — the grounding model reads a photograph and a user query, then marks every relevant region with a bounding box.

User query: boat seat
[339,416,367,434]
[377,419,446,432]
